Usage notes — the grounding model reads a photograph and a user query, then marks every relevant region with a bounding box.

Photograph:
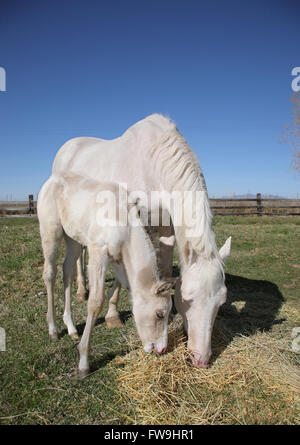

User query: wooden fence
[0,194,300,217]
[210,193,300,216]
[0,195,36,216]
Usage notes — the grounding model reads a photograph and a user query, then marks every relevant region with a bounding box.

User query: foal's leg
[63,234,82,339]
[41,225,63,340]
[158,224,175,278]
[78,245,108,378]
[105,279,123,328]
[76,247,87,301]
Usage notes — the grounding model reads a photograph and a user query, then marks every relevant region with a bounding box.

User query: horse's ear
[159,235,175,247]
[219,236,231,262]
[155,281,174,295]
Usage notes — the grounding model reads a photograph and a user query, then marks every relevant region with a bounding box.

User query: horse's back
[41,175,130,255]
[51,114,174,184]
[52,137,106,176]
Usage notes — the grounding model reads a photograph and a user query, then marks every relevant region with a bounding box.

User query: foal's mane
[148,115,223,273]
[130,213,160,284]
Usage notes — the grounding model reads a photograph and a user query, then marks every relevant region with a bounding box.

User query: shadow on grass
[211,273,285,363]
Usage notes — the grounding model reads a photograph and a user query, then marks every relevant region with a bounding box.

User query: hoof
[78,368,90,379]
[49,332,58,341]
[70,332,79,340]
[105,316,124,329]
[76,292,87,302]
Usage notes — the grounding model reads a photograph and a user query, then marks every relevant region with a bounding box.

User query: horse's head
[132,281,173,354]
[175,237,231,368]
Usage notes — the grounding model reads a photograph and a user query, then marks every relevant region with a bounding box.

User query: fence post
[29,195,34,215]
[256,193,262,216]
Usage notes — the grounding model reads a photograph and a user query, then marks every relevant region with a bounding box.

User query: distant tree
[283,93,300,172]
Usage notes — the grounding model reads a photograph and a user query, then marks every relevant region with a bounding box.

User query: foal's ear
[155,281,174,295]
[219,236,231,262]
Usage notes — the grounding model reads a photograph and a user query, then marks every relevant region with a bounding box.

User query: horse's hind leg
[38,178,64,340]
[76,246,87,301]
[40,224,63,340]
[63,234,82,339]
[105,279,123,328]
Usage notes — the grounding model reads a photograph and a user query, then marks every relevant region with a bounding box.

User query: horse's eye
[156,311,164,319]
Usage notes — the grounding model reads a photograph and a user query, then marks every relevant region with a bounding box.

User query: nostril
[144,343,154,353]
[154,345,167,355]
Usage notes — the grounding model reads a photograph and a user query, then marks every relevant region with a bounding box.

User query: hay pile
[110,316,300,425]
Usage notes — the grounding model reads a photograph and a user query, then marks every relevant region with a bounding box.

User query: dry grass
[111,315,300,425]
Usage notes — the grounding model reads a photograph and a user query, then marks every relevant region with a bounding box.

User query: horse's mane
[149,118,207,193]
[148,116,223,273]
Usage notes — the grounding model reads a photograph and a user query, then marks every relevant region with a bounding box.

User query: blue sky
[0,0,299,200]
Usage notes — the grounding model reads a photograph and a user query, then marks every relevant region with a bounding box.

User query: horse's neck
[173,205,218,268]
[173,226,190,267]
[122,223,158,291]
[146,125,217,266]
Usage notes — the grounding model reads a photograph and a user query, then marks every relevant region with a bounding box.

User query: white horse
[37,175,173,377]
[52,114,231,368]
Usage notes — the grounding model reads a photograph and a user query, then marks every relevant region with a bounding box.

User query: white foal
[76,225,176,328]
[38,175,173,377]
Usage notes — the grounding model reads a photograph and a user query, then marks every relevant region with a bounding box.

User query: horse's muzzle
[154,345,167,355]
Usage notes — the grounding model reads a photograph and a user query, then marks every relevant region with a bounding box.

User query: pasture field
[0,216,299,425]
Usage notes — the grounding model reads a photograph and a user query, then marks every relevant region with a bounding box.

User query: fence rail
[0,195,36,216]
[0,194,300,217]
[210,193,300,216]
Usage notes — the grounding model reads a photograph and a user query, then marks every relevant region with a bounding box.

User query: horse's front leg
[105,279,123,328]
[78,245,108,378]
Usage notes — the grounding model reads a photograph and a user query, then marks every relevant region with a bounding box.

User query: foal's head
[132,281,173,354]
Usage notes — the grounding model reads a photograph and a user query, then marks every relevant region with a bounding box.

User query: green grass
[0,216,299,425]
